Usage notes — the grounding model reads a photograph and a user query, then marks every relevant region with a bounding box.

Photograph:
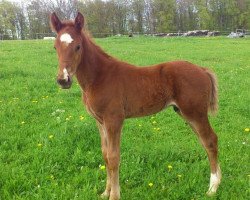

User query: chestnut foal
[50,12,221,200]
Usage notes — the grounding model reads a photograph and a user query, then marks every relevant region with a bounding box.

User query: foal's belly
[125,96,169,118]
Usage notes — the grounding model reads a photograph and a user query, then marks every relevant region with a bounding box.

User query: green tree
[154,0,177,32]
[0,0,18,39]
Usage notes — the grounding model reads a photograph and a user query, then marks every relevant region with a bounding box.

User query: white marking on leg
[60,33,73,45]
[207,165,221,195]
[63,68,69,81]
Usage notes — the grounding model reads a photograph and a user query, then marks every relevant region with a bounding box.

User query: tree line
[0,0,249,39]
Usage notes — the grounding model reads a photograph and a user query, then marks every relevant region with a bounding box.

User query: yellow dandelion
[138,124,142,127]
[69,115,72,118]
[49,135,54,139]
[153,127,157,130]
[148,182,153,187]
[59,101,63,104]
[80,116,85,120]
[21,121,25,124]
[167,165,173,171]
[177,174,182,178]
[32,100,38,103]
[66,118,70,121]
[99,165,106,170]
[244,128,249,132]
[37,143,42,147]
[152,121,157,124]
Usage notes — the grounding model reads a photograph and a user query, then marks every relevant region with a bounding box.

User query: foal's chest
[82,93,103,122]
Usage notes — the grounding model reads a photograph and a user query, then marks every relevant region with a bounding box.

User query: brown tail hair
[204,68,218,115]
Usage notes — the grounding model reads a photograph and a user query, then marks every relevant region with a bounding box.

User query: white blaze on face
[60,33,73,45]
[63,68,69,81]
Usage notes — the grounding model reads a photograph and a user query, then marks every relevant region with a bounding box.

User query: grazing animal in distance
[50,12,221,200]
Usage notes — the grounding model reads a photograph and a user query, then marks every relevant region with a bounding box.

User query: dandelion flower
[99,165,106,170]
[152,121,157,124]
[32,100,38,103]
[167,165,173,171]
[244,128,249,132]
[148,182,153,187]
[37,143,42,147]
[49,135,54,139]
[80,116,85,120]
[177,174,182,178]
[66,118,70,121]
[138,124,142,127]
[50,175,54,179]
[21,121,25,125]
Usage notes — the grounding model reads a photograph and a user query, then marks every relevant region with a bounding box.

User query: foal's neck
[76,33,115,90]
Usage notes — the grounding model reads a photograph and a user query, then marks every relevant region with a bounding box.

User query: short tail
[204,68,218,115]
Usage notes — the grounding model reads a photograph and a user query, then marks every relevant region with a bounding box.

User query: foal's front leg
[103,116,123,200]
[97,123,111,198]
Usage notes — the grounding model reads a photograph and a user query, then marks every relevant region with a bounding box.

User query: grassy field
[0,36,249,200]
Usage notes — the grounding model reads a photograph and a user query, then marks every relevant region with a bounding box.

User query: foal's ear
[75,12,84,32]
[50,12,62,33]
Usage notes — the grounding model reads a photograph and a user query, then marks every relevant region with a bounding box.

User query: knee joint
[107,153,120,170]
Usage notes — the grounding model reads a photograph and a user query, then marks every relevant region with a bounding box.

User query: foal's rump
[161,61,218,116]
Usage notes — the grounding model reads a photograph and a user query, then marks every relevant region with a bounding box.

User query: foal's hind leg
[190,118,221,195]
[178,108,221,195]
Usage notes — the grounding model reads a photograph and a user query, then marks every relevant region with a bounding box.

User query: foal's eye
[54,46,56,50]
[75,45,81,51]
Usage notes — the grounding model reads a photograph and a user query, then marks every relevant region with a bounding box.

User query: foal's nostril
[57,78,67,85]
[57,77,72,89]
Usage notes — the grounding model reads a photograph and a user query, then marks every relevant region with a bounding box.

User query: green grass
[0,36,249,200]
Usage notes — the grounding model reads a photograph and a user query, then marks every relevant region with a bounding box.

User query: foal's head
[50,12,84,89]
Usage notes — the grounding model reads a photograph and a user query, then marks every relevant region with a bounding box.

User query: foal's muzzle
[57,76,72,89]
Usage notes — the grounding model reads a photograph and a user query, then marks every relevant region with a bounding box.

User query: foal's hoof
[206,190,216,196]
[100,190,110,199]
[206,183,219,196]
[109,191,120,200]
